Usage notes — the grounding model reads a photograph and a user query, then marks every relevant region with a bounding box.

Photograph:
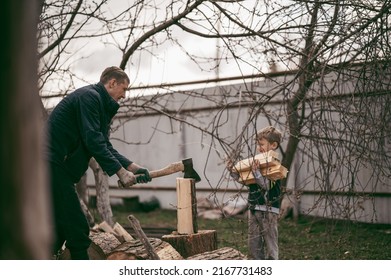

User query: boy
[227,126,282,260]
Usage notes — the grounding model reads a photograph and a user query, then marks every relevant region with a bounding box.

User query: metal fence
[87,69,391,224]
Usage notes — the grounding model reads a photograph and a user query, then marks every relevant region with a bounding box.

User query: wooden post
[127,215,160,260]
[176,178,198,234]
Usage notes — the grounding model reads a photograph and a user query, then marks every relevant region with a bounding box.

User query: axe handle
[118,161,185,188]
[148,161,184,178]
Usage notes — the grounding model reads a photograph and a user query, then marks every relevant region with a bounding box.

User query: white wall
[86,71,391,224]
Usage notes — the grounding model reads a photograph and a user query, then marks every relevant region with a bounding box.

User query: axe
[118,158,201,187]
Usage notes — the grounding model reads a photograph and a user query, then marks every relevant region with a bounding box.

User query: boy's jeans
[248,210,279,260]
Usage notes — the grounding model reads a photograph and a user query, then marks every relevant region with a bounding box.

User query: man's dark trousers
[50,163,91,260]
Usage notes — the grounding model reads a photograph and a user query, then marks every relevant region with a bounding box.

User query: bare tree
[38,0,391,226]
[1,0,51,259]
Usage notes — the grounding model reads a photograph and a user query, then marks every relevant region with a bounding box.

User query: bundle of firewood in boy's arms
[234,150,288,184]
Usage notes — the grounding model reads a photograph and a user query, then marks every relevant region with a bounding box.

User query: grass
[110,206,391,260]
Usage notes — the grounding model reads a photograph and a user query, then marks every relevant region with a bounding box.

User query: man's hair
[100,66,130,84]
[256,126,282,146]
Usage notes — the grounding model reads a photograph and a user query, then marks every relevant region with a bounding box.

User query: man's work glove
[117,167,136,188]
[134,167,152,184]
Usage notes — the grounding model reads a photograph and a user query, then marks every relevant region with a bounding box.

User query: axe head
[182,158,201,182]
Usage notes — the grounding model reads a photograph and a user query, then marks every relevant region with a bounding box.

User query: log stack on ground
[58,176,247,260]
[57,221,246,260]
[58,223,182,260]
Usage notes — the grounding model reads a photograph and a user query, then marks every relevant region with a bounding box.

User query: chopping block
[161,178,217,258]
[234,151,288,183]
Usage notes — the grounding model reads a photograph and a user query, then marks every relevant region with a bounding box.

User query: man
[47,66,151,260]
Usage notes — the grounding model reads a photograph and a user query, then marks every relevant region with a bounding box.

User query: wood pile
[59,178,248,260]
[57,218,247,260]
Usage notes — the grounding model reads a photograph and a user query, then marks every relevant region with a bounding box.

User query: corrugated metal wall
[87,71,391,224]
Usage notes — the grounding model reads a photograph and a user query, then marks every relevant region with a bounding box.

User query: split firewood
[234,150,280,171]
[98,221,116,234]
[98,221,134,243]
[238,164,288,184]
[113,222,134,242]
[176,178,198,234]
[233,151,288,182]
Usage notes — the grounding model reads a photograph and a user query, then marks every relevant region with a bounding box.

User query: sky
[43,0,261,101]
[40,0,282,109]
[70,30,246,96]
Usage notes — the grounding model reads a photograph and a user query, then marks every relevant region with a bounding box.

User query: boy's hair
[256,126,282,147]
[100,66,130,84]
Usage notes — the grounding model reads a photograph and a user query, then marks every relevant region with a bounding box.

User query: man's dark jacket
[47,82,132,183]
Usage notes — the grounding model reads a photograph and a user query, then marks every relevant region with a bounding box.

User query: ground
[101,207,391,260]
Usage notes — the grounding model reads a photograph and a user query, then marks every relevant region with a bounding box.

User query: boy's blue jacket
[47,82,132,183]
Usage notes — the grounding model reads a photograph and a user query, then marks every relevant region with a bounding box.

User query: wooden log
[90,231,122,257]
[107,238,183,260]
[127,215,160,259]
[58,231,121,260]
[187,247,248,260]
[161,229,217,258]
[176,178,198,234]
[279,189,300,222]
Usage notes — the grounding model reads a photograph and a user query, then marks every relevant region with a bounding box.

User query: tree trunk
[282,3,320,190]
[76,173,88,205]
[76,173,95,227]
[79,198,95,227]
[89,158,114,226]
[0,0,52,259]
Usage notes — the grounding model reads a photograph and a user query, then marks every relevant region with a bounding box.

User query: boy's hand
[224,156,236,172]
[252,159,261,171]
[225,156,240,181]
[252,159,263,179]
